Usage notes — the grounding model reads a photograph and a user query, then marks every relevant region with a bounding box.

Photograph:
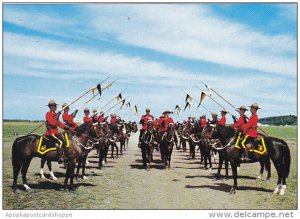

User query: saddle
[37,133,71,155]
[234,133,267,156]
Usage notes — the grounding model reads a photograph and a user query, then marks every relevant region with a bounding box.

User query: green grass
[260,125,297,139]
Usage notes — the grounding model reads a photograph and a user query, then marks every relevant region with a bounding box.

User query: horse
[140,120,156,169]
[108,123,119,159]
[182,121,201,159]
[11,122,101,193]
[94,121,110,169]
[203,124,290,195]
[116,122,127,155]
[159,123,176,169]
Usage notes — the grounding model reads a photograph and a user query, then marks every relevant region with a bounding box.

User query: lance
[199,83,269,136]
[76,78,119,111]
[104,96,129,114]
[100,88,127,110]
[181,91,212,116]
[27,76,111,135]
[196,85,234,117]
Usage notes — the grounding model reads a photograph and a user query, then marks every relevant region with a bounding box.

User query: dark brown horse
[160,123,176,169]
[203,124,290,195]
[140,120,156,169]
[11,122,100,193]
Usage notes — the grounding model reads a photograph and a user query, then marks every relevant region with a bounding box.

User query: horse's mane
[76,122,92,136]
[217,125,235,139]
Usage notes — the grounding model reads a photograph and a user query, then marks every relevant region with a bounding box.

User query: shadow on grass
[185,183,273,193]
[24,181,96,191]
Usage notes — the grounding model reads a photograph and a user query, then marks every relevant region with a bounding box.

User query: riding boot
[57,146,64,164]
[242,147,250,162]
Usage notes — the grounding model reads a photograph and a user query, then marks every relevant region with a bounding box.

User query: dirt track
[3,132,297,209]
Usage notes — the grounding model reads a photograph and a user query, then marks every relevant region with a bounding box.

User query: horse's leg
[75,159,82,181]
[225,156,229,179]
[40,159,46,179]
[115,143,119,158]
[208,150,212,171]
[82,155,88,180]
[111,143,114,159]
[12,159,22,193]
[182,140,186,152]
[120,142,123,155]
[21,158,33,192]
[257,160,264,180]
[68,159,77,192]
[229,161,238,194]
[216,151,224,178]
[47,160,58,181]
[266,159,271,182]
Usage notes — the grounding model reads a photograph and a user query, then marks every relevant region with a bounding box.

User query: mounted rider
[231,105,248,130]
[98,111,106,123]
[158,110,178,146]
[241,103,260,161]
[45,100,70,164]
[83,108,91,123]
[110,113,118,124]
[218,109,227,126]
[62,103,78,131]
[91,109,98,123]
[138,108,155,148]
[200,114,207,128]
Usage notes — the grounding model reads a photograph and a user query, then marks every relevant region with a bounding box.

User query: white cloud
[85,4,296,75]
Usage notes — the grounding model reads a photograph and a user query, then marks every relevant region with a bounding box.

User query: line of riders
[45,100,138,166]
[137,103,260,169]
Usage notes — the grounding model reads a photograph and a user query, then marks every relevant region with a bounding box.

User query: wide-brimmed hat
[47,100,58,107]
[62,103,69,109]
[237,105,248,111]
[220,109,228,114]
[146,108,150,112]
[92,109,97,113]
[84,108,90,112]
[201,114,206,118]
[162,110,172,114]
[212,112,217,117]
[249,103,261,109]
[99,111,104,116]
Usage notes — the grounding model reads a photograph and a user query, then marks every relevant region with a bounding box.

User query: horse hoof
[69,187,76,193]
[13,188,20,194]
[83,176,88,180]
[50,176,58,181]
[40,175,46,180]
[256,175,262,180]
[229,188,236,194]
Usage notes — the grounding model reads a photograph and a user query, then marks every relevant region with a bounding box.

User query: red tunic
[62,112,78,130]
[200,119,207,128]
[110,117,117,124]
[159,117,175,132]
[140,114,155,130]
[218,116,226,126]
[232,115,246,129]
[83,116,91,123]
[155,117,164,129]
[242,113,258,138]
[98,116,106,123]
[45,111,65,136]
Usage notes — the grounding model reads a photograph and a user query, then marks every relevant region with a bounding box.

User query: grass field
[2,122,297,209]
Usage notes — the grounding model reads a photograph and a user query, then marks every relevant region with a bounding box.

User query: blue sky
[3,3,297,122]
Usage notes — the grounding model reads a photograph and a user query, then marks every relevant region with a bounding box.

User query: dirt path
[3,132,297,209]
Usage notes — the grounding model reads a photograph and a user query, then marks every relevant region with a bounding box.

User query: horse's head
[147,119,154,131]
[201,122,217,140]
[167,122,175,136]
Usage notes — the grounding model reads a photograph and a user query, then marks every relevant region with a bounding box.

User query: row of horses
[11,121,138,193]
[173,120,291,195]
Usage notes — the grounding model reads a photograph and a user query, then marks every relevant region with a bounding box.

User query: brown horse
[203,124,290,195]
[11,122,100,193]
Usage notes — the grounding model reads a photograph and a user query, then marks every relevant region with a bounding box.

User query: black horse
[203,124,290,195]
[160,123,176,169]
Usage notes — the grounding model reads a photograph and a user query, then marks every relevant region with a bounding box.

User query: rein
[210,135,236,151]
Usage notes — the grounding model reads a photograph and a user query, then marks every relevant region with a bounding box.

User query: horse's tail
[267,137,291,178]
[282,142,291,178]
